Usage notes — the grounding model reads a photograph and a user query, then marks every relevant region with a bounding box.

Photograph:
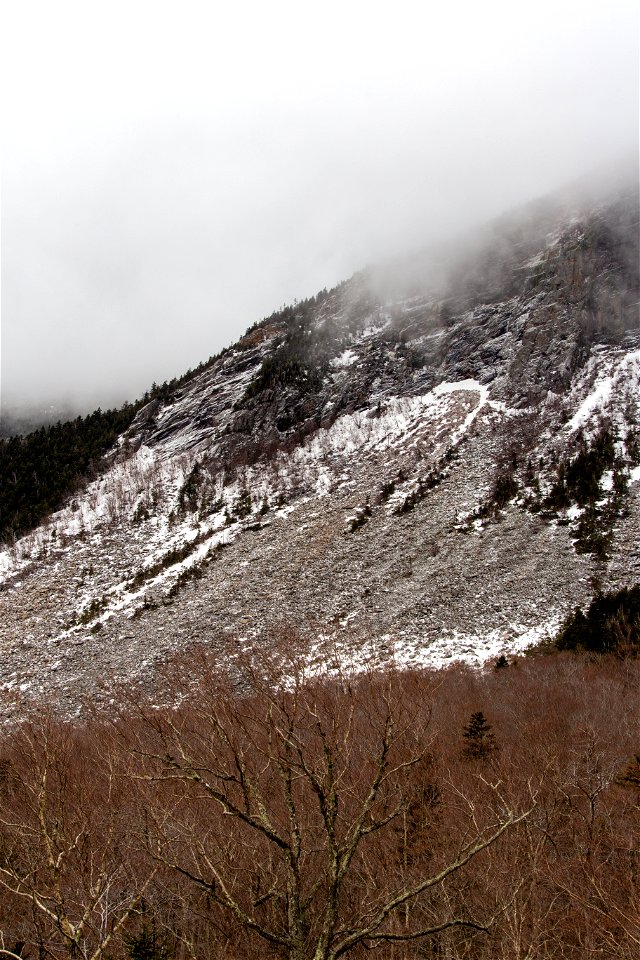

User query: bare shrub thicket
[0,649,637,958]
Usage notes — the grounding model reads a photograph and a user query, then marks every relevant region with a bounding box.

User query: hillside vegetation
[555,584,640,654]
[0,353,227,543]
[0,646,637,959]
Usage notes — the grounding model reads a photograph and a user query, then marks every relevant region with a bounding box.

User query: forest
[0,637,637,959]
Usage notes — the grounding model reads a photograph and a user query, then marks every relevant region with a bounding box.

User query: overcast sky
[1,0,638,416]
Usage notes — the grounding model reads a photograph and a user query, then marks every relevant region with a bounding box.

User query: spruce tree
[461,711,498,760]
[125,923,171,960]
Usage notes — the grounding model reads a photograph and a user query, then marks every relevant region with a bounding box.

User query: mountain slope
[0,180,638,716]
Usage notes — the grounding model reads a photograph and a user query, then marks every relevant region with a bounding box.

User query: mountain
[0,175,638,718]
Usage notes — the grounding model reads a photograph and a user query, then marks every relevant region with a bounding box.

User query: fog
[1,1,638,420]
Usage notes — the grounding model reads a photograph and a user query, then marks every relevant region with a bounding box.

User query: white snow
[567,348,640,433]
[600,470,614,492]
[398,615,562,669]
[360,315,392,337]
[302,612,562,680]
[330,349,358,369]
[567,375,614,432]
[0,378,493,591]
[3,333,638,680]
[432,380,489,444]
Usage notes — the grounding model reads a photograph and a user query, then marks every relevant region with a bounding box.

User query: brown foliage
[0,716,156,958]
[0,648,637,959]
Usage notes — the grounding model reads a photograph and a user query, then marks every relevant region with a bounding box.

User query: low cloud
[2,1,637,416]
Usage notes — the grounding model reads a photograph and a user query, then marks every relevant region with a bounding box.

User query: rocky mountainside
[1,178,638,717]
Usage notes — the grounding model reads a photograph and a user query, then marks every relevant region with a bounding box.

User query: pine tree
[125,923,171,960]
[461,711,498,760]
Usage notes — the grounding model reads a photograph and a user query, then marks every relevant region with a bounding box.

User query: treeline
[246,287,333,336]
[244,290,336,399]
[0,281,349,545]
[0,405,138,541]
[556,584,640,654]
[0,352,227,544]
[0,644,637,959]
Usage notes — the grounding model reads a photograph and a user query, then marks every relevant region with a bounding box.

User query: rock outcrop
[0,180,638,717]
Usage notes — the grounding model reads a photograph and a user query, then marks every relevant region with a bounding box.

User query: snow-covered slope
[0,185,638,716]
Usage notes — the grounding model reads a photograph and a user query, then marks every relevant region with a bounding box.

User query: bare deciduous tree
[0,717,156,959]
[130,659,535,960]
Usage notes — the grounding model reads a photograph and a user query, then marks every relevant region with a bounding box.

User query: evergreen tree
[461,711,498,760]
[555,586,640,655]
[125,923,171,960]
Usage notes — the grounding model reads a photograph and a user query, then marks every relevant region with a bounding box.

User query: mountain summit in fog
[0,174,638,714]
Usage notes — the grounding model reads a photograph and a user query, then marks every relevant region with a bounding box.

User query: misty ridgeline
[0,170,639,957]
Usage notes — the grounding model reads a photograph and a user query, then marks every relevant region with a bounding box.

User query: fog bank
[2,1,637,418]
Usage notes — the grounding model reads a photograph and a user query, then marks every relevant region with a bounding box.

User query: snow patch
[600,470,614,492]
[330,349,358,369]
[567,348,640,433]
[302,613,562,679]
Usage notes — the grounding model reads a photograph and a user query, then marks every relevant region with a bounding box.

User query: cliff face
[127,187,638,456]
[0,183,638,716]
